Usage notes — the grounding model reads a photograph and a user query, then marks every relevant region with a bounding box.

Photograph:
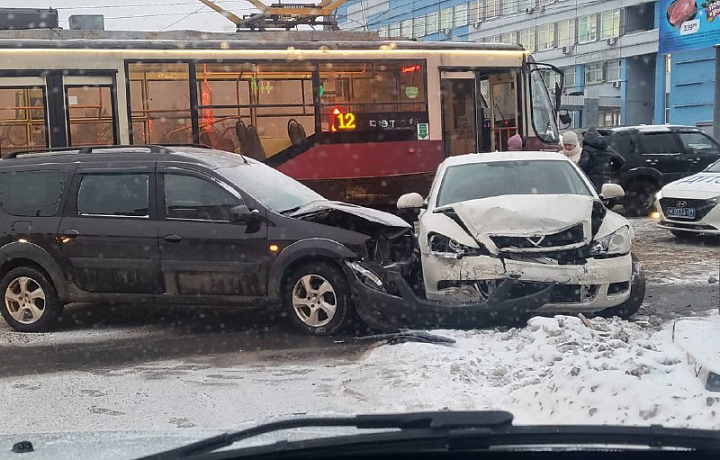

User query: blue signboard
[659,0,720,54]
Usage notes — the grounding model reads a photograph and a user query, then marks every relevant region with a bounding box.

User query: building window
[600,9,620,39]
[502,0,518,16]
[564,67,576,86]
[454,4,468,27]
[664,92,670,123]
[378,26,388,38]
[519,28,536,52]
[401,19,413,37]
[413,17,426,37]
[599,109,621,127]
[537,23,555,50]
[585,62,603,84]
[605,60,621,82]
[501,31,516,44]
[557,18,575,48]
[578,14,598,43]
[388,22,400,37]
[487,0,499,18]
[440,7,453,30]
[426,12,439,34]
[469,0,483,22]
[518,0,534,12]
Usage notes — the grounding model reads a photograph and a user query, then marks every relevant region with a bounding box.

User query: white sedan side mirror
[397,192,425,210]
[600,183,625,200]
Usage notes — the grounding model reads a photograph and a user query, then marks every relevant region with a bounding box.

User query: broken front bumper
[346,264,553,331]
[423,253,633,313]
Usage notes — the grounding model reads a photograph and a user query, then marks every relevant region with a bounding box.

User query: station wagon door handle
[163,234,182,243]
[62,229,80,238]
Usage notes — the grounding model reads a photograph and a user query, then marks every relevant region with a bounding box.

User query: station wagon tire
[623,180,657,217]
[596,254,645,320]
[0,267,63,332]
[284,262,352,335]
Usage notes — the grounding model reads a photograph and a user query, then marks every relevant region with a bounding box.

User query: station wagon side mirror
[600,183,625,201]
[397,192,426,210]
[230,204,260,224]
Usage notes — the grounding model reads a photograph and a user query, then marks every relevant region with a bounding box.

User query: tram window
[128,63,193,145]
[67,86,115,147]
[0,87,47,156]
[194,63,315,158]
[318,62,427,133]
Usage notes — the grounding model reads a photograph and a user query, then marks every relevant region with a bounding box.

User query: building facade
[337,0,717,132]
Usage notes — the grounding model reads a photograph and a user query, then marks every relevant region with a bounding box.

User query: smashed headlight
[347,261,384,291]
[589,225,632,256]
[428,233,484,259]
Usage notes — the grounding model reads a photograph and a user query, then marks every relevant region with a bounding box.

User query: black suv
[595,125,720,216]
[0,145,414,335]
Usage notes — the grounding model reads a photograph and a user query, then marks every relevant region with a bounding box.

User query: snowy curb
[673,317,720,392]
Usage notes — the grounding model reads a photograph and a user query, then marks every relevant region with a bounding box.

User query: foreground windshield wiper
[137,411,720,460]
[136,411,513,459]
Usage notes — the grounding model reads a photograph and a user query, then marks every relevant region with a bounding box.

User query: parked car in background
[654,161,720,238]
[590,125,720,217]
[397,152,646,320]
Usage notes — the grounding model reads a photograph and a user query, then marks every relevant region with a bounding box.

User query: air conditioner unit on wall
[612,81,621,88]
[562,45,573,55]
[607,37,618,46]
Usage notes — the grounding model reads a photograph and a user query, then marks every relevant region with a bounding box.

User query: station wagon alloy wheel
[5,276,46,324]
[291,274,337,327]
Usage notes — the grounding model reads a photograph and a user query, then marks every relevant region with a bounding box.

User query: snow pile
[337,314,720,429]
[3,314,719,435]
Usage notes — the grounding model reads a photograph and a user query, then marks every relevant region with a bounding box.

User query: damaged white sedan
[397,152,645,320]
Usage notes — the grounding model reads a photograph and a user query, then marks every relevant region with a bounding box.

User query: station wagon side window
[163,173,242,222]
[77,173,149,217]
[0,170,68,217]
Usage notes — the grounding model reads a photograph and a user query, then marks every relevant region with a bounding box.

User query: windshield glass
[218,164,323,212]
[436,160,593,207]
[530,69,560,144]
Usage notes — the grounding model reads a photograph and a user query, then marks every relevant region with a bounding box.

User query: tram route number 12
[331,107,356,132]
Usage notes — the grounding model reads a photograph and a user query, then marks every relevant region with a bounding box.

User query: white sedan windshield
[436,160,593,207]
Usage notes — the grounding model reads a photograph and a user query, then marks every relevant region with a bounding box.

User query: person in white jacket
[560,131,582,163]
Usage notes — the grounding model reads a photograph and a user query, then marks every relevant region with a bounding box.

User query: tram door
[440,71,478,157]
[63,76,118,148]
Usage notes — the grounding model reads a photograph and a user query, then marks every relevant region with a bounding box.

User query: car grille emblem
[526,236,545,247]
[676,200,688,208]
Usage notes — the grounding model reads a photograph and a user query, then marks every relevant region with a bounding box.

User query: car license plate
[667,207,695,219]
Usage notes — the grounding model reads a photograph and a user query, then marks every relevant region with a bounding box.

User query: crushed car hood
[447,194,595,241]
[291,200,410,236]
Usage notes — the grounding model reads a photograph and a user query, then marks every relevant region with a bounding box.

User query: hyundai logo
[676,200,688,208]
